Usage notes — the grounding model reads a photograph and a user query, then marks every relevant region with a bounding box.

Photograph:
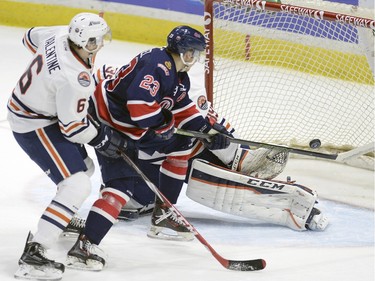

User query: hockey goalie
[186,158,328,231]
[113,144,328,232]
[111,110,329,232]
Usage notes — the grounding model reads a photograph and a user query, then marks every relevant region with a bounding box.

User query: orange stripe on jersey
[59,121,86,134]
[191,141,203,157]
[8,98,38,118]
[36,128,71,178]
[46,207,70,223]
[96,68,103,82]
[23,33,36,54]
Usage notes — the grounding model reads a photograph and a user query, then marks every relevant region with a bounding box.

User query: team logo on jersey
[160,97,174,110]
[78,71,91,87]
[197,95,208,110]
[165,61,172,70]
[157,63,170,76]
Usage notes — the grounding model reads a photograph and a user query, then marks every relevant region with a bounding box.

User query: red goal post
[203,0,374,169]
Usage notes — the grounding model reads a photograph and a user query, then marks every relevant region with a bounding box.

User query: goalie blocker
[186,159,328,231]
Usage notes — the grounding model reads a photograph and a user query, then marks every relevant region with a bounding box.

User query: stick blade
[227,259,266,271]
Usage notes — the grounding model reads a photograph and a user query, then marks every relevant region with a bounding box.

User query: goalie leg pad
[187,159,327,231]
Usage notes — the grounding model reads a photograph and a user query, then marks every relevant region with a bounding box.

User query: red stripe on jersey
[93,198,121,219]
[173,104,200,127]
[107,57,138,92]
[94,84,146,139]
[94,84,112,124]
[162,155,191,176]
[127,101,160,121]
[101,190,127,206]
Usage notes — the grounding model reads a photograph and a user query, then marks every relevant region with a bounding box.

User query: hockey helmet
[167,26,206,55]
[68,13,112,53]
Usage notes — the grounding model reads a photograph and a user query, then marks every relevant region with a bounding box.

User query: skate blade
[147,226,194,242]
[117,211,139,221]
[118,207,154,221]
[14,264,63,281]
[59,232,80,241]
[66,256,104,271]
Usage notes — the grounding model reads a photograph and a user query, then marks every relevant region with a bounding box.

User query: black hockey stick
[175,128,339,160]
[118,149,266,271]
[87,114,265,271]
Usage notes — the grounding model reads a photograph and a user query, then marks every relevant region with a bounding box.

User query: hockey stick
[176,129,375,162]
[87,115,266,271]
[176,128,360,161]
[335,142,374,162]
[118,149,266,271]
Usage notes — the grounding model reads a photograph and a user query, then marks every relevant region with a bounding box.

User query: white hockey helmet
[68,13,111,53]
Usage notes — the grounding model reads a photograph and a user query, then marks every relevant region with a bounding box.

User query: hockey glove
[92,64,118,85]
[152,108,175,140]
[89,125,131,158]
[202,123,231,150]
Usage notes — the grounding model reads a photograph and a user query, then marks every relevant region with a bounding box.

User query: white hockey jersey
[7,26,98,144]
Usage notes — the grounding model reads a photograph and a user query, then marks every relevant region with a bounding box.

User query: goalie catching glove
[231,147,289,180]
[89,125,133,158]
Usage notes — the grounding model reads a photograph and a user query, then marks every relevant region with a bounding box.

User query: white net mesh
[205,0,374,168]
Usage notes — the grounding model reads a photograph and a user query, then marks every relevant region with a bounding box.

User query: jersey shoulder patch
[77,71,91,87]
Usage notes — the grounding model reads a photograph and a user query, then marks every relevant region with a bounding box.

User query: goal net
[204,0,374,169]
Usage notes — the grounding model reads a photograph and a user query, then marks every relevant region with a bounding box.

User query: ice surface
[0,26,373,281]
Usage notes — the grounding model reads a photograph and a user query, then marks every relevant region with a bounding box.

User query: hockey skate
[305,208,329,231]
[14,232,64,281]
[118,203,155,221]
[66,234,105,271]
[60,215,85,239]
[147,198,194,241]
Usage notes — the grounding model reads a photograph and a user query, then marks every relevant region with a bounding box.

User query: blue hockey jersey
[92,47,209,145]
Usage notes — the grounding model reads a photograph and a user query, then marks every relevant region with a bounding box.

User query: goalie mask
[68,13,112,53]
[232,147,289,180]
[167,25,206,66]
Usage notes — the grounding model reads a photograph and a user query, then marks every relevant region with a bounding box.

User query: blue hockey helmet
[167,26,206,55]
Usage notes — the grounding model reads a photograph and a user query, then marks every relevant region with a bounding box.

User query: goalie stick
[87,114,266,271]
[175,129,374,162]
